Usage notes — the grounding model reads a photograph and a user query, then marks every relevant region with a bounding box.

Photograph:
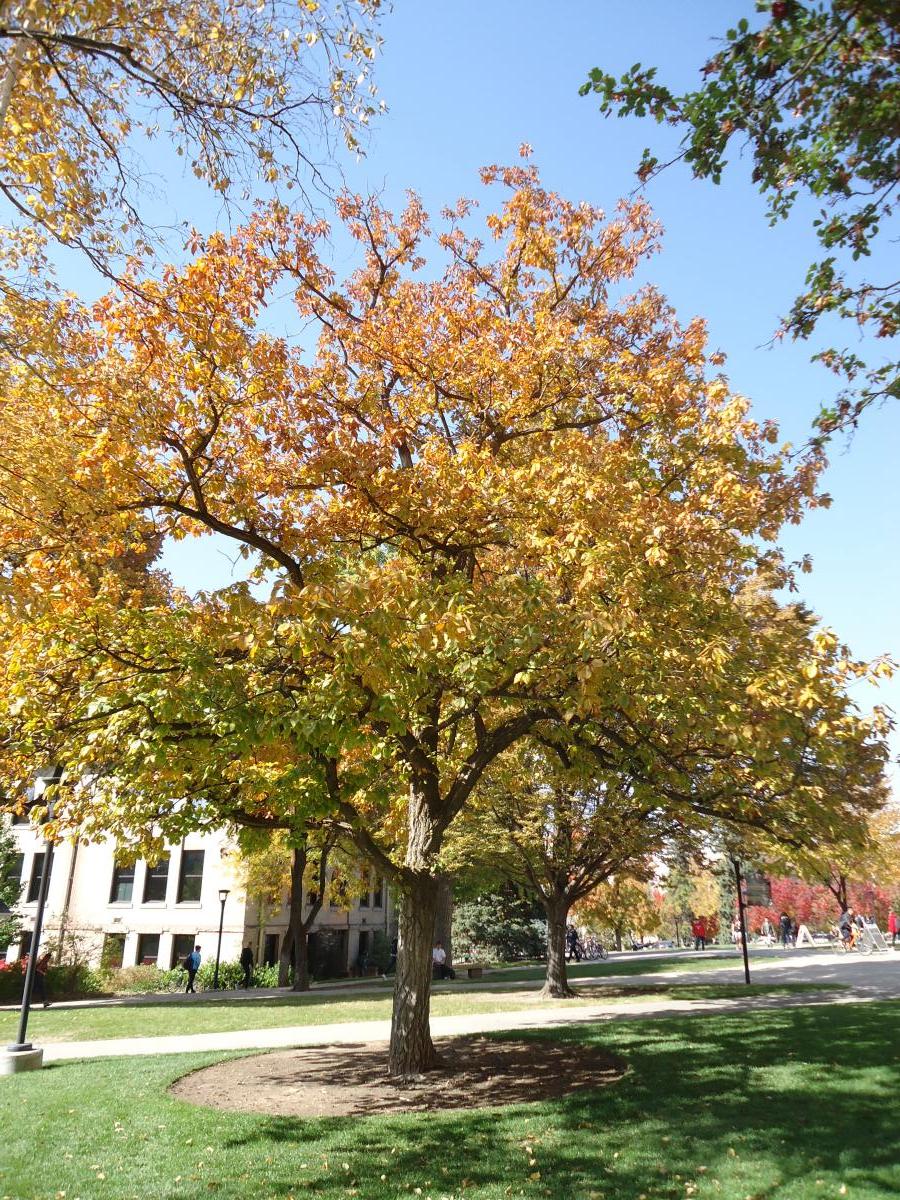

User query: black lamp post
[731,856,752,986]
[213,888,230,989]
[7,765,63,1060]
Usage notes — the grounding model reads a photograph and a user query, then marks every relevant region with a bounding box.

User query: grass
[1,1000,898,1199]
[0,981,835,1043]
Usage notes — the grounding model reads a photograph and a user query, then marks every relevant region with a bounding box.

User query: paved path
[37,949,900,1063]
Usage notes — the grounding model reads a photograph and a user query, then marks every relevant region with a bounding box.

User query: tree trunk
[389,873,439,1076]
[278,915,294,987]
[541,896,575,999]
[290,846,310,992]
[433,874,454,967]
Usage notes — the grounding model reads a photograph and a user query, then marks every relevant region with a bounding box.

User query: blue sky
[156,2,898,759]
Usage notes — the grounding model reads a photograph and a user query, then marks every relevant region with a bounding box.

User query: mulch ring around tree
[169,1035,626,1117]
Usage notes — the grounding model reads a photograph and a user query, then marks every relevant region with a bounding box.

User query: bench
[453,962,485,980]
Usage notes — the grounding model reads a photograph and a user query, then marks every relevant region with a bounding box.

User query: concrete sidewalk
[11,947,899,1064]
[40,984,866,1062]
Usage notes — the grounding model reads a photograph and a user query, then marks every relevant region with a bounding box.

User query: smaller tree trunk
[614,925,623,952]
[433,874,454,966]
[541,895,575,999]
[278,915,295,988]
[289,845,310,991]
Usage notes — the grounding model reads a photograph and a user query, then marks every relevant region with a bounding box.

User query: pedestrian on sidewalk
[240,944,254,988]
[691,916,706,951]
[888,909,898,948]
[26,950,52,1007]
[779,912,792,949]
[185,945,201,993]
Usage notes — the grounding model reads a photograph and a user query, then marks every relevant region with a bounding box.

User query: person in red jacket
[691,916,707,951]
[888,910,898,948]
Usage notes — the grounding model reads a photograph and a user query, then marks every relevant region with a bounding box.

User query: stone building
[3,817,395,977]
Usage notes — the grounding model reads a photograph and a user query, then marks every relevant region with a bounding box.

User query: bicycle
[850,926,874,955]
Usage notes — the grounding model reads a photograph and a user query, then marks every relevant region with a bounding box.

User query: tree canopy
[0,160,891,1072]
[0,0,383,266]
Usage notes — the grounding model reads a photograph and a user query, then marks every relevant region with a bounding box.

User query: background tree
[0,818,22,952]
[574,875,662,951]
[0,163,891,1076]
[582,1,899,429]
[451,745,680,996]
[233,823,339,990]
[659,860,723,945]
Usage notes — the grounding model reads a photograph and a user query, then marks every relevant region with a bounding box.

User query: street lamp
[2,765,63,1075]
[213,888,230,989]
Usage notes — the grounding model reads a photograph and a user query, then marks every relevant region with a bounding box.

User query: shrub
[370,929,393,973]
[106,964,172,994]
[195,958,245,990]
[0,958,107,1001]
[454,896,547,962]
[252,962,279,988]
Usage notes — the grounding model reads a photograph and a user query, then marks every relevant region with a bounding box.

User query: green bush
[0,959,107,1001]
[195,958,245,990]
[370,930,393,973]
[252,963,279,987]
[106,964,173,994]
[454,896,547,962]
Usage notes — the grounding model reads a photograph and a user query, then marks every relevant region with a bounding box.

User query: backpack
[183,953,194,972]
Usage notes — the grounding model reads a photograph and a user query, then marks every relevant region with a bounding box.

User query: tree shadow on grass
[214,1002,900,1200]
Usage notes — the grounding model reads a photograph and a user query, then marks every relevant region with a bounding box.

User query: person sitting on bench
[432,940,455,980]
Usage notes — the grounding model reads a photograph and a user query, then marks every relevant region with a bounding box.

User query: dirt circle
[170,1036,626,1117]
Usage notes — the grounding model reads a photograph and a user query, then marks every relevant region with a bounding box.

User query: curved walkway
[40,949,900,1062]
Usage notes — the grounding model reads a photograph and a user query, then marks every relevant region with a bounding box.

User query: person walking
[691,916,706,951]
[566,924,581,962]
[26,950,52,1008]
[240,943,254,988]
[185,944,201,993]
[779,912,792,949]
[838,907,854,950]
[887,909,898,948]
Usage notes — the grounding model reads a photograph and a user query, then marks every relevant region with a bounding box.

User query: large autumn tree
[0,160,891,1074]
[582,1,899,429]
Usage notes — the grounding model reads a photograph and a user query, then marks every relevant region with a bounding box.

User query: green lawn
[0,981,833,1043]
[1,1001,897,1200]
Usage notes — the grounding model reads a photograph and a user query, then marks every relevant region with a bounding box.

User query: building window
[19,930,32,957]
[263,932,279,967]
[358,873,370,908]
[136,933,160,965]
[101,933,126,970]
[372,877,384,909]
[171,933,196,968]
[109,860,135,904]
[26,852,46,903]
[142,857,170,903]
[177,850,204,903]
[2,852,24,896]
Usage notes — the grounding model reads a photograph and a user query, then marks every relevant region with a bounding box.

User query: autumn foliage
[0,160,891,1072]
